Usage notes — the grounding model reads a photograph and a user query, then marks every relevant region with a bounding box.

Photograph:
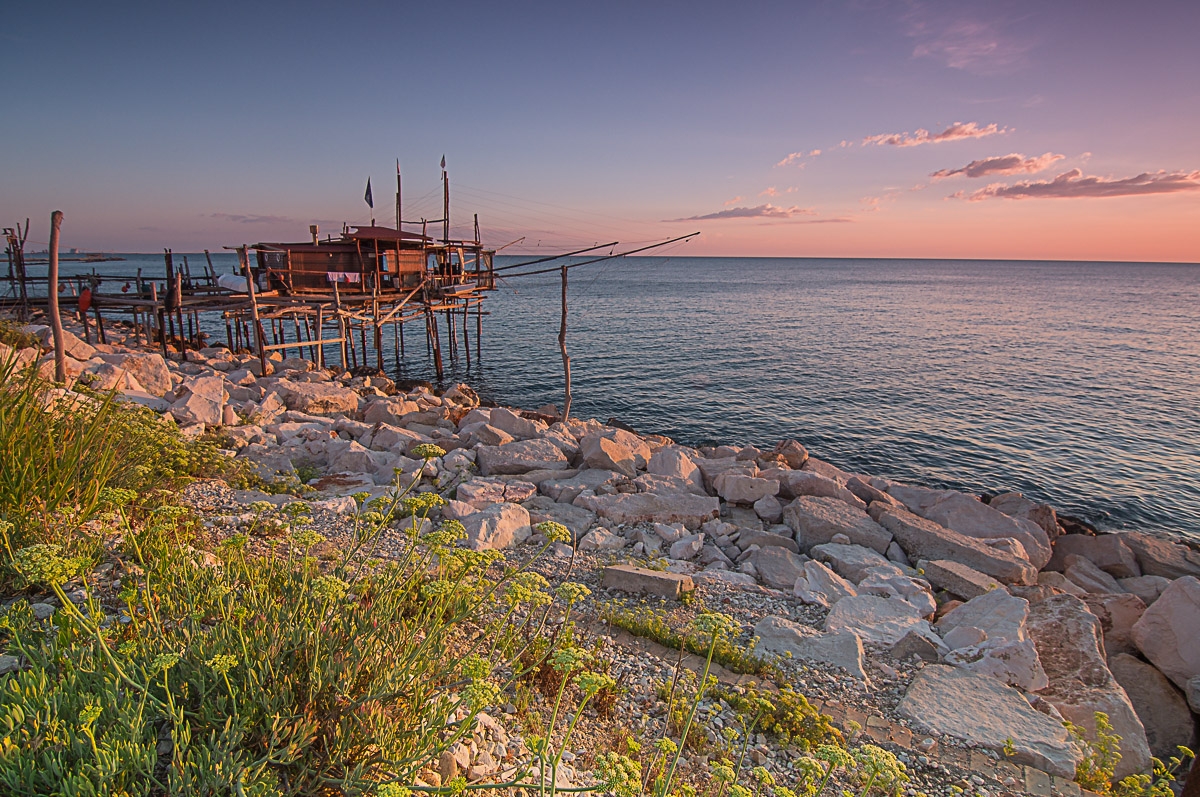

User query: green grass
[0,354,232,555]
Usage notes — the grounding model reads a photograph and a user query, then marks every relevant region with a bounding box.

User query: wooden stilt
[392,316,400,370]
[315,306,325,370]
[462,299,471,368]
[241,246,271,376]
[428,306,443,380]
[333,281,348,371]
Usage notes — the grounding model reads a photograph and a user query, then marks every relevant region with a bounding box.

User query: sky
[2,0,1198,261]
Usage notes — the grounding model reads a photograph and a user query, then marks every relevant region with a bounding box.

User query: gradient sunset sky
[3,0,1198,261]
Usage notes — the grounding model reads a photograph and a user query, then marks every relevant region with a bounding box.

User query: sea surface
[12,254,1200,540]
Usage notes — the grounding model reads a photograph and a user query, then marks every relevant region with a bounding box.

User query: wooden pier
[3,229,495,381]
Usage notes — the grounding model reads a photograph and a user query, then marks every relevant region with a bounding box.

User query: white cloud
[864,121,1007,147]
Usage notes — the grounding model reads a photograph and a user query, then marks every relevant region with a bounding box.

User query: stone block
[602,564,694,599]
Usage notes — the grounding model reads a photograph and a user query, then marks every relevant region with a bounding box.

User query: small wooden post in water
[47,211,66,383]
[559,265,572,420]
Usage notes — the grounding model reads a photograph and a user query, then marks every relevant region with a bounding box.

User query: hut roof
[344,225,430,242]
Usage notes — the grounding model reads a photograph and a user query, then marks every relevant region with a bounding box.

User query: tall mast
[441,154,449,245]
[400,158,410,231]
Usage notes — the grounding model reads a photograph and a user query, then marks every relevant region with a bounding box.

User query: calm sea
[15,254,1200,540]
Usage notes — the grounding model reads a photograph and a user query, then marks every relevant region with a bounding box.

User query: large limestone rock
[524,496,597,542]
[362,397,421,425]
[579,527,626,552]
[737,527,799,553]
[1081,593,1146,659]
[1047,534,1141,579]
[170,375,226,426]
[915,491,1052,569]
[1118,575,1172,607]
[792,559,858,607]
[1131,576,1200,693]
[824,594,934,646]
[872,504,1037,585]
[31,325,95,360]
[456,478,537,509]
[808,542,893,583]
[541,469,620,503]
[989,492,1059,539]
[767,469,865,509]
[462,503,532,550]
[79,361,146,393]
[580,428,649,473]
[1109,653,1198,760]
[647,447,704,491]
[898,665,1081,777]
[752,616,867,680]
[576,491,719,530]
[579,433,639,477]
[1119,533,1200,581]
[105,352,172,396]
[602,564,694,599]
[772,439,809,469]
[749,546,808,590]
[477,439,570,476]
[1064,554,1125,594]
[938,589,1048,691]
[920,559,1004,601]
[488,407,548,440]
[713,472,779,505]
[858,566,936,617]
[784,495,892,554]
[276,381,359,415]
[1027,595,1152,780]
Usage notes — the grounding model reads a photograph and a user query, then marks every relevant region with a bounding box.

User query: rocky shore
[3,316,1198,796]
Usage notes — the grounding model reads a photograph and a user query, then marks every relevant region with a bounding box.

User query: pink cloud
[666,204,821,221]
[775,152,808,168]
[760,186,798,197]
[863,121,1007,148]
[931,152,1064,179]
[956,169,1200,201]
[723,195,745,206]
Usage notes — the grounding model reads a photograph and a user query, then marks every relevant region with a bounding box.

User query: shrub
[0,356,230,552]
[0,488,579,794]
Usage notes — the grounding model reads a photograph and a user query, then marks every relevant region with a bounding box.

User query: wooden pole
[462,298,470,368]
[373,298,383,370]
[47,211,66,383]
[559,265,572,420]
[333,280,348,370]
[91,277,106,345]
[315,306,325,370]
[427,306,443,379]
[174,272,185,350]
[241,246,272,376]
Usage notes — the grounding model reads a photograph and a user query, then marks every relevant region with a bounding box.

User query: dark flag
[364,177,374,209]
[440,155,446,170]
